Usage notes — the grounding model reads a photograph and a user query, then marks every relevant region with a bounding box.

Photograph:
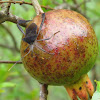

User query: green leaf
[94,80,100,92]
[92,80,100,100]
[0,82,16,88]
[0,89,5,93]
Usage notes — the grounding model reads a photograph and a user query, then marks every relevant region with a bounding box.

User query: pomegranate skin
[20,9,98,85]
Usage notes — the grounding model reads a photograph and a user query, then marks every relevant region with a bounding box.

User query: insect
[8,13,59,71]
[18,13,59,54]
[17,13,45,45]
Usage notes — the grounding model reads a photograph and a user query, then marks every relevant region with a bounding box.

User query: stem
[0,0,46,24]
[0,61,22,64]
[40,84,48,100]
[31,0,44,15]
[0,1,54,10]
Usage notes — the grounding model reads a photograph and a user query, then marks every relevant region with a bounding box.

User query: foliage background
[0,0,100,100]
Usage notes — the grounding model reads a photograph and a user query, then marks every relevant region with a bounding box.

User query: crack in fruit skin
[20,9,98,85]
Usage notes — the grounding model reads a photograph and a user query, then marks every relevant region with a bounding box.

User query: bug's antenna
[37,13,45,36]
[8,49,32,71]
[37,31,60,42]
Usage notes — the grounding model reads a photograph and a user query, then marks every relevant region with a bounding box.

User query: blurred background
[0,0,100,100]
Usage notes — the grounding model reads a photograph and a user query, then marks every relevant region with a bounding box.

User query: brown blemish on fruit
[79,87,82,90]
[86,81,88,84]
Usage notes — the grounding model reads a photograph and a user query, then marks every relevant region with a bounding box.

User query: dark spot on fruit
[79,87,82,90]
[83,54,85,58]
[86,81,88,84]
[90,96,92,99]
[63,58,66,61]
[75,67,78,69]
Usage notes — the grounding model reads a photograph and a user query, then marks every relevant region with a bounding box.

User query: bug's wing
[25,23,37,37]
[22,35,37,44]
[23,23,37,44]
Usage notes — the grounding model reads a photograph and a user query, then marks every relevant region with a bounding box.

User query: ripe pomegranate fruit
[20,9,98,100]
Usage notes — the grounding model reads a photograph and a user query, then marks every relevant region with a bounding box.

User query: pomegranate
[20,9,98,100]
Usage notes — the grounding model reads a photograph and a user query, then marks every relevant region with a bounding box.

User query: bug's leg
[28,44,35,57]
[37,13,45,36]
[36,44,54,55]
[36,31,60,55]
[17,23,25,35]
[8,48,31,71]
[37,31,60,42]
[17,20,32,35]
[24,45,30,53]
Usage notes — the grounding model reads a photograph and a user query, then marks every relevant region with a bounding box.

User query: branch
[31,0,44,15]
[0,1,54,10]
[4,0,12,15]
[0,0,25,25]
[0,11,27,26]
[0,61,22,64]
[0,0,53,25]
[54,3,71,10]
[40,84,48,100]
[41,5,54,10]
